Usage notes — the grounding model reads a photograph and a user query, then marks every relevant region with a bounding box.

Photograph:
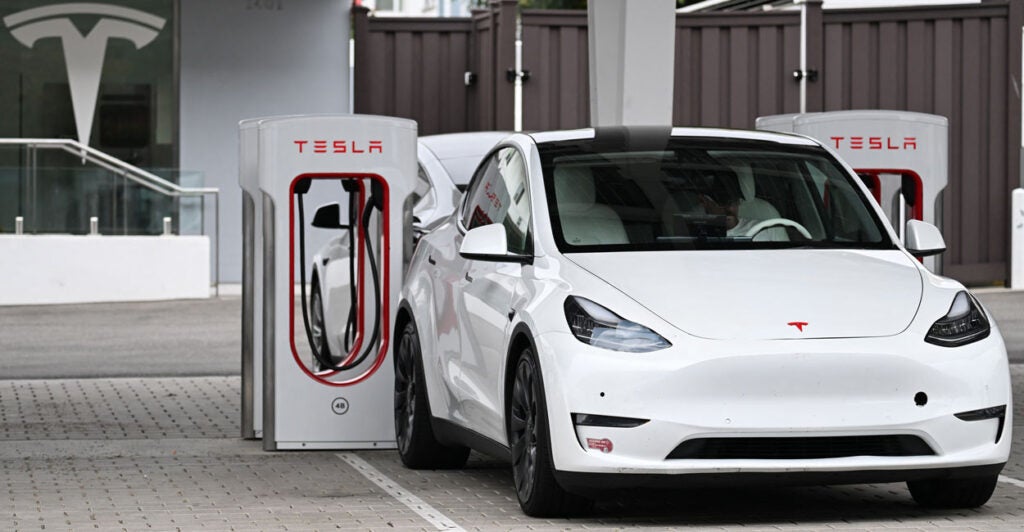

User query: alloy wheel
[394,328,417,455]
[510,356,539,503]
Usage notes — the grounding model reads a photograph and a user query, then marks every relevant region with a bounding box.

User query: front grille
[666,435,935,460]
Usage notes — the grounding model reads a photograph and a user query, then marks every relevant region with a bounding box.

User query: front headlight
[925,291,990,347]
[563,296,671,353]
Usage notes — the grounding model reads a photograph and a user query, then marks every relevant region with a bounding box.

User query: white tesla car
[307,132,508,368]
[395,127,1012,516]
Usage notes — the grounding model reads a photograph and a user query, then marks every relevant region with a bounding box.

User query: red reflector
[586,438,613,453]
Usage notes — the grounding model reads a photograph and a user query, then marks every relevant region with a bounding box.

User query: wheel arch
[504,322,538,445]
[395,300,415,345]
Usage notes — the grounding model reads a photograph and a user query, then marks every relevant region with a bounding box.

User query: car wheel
[393,319,470,469]
[907,475,999,508]
[509,347,592,517]
[310,284,331,370]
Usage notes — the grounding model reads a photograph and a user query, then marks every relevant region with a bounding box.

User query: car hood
[566,249,923,340]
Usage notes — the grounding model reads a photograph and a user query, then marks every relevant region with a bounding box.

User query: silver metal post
[89,216,98,235]
[122,174,128,235]
[30,145,37,233]
[798,0,809,114]
[15,216,23,235]
[163,217,172,236]
[214,193,220,297]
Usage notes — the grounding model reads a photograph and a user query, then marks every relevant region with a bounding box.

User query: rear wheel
[908,475,998,508]
[310,283,331,370]
[508,347,591,517]
[393,319,469,469]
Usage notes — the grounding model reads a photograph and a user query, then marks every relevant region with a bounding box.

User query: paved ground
[1,292,1023,530]
[0,298,240,379]
[1,369,1022,530]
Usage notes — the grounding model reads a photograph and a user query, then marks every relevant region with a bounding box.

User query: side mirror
[311,203,345,229]
[905,220,946,257]
[459,223,531,264]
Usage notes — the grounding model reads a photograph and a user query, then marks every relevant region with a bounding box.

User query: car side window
[461,147,532,255]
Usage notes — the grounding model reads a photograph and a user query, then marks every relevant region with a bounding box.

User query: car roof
[526,126,820,147]
[419,131,510,186]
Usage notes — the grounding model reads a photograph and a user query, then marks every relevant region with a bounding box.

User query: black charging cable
[342,181,359,352]
[295,179,340,371]
[331,180,383,372]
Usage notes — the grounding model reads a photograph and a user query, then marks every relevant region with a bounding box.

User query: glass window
[462,147,532,255]
[539,138,892,253]
[0,0,177,235]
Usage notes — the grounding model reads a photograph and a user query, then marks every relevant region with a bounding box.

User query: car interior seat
[554,166,630,245]
[733,163,789,242]
[735,164,782,221]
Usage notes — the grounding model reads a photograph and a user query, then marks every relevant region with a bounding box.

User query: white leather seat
[733,165,788,241]
[735,165,781,220]
[554,166,629,245]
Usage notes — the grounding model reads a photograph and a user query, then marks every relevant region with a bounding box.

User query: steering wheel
[744,218,813,240]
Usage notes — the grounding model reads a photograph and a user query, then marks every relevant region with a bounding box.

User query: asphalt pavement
[0,289,1021,379]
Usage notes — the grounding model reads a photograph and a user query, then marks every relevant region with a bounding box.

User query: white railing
[0,137,221,293]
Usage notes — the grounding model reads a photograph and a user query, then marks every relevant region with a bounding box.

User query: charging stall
[757,111,948,272]
[239,119,264,439]
[244,114,416,450]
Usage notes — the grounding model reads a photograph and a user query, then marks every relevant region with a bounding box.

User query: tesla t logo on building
[788,321,809,332]
[3,3,166,146]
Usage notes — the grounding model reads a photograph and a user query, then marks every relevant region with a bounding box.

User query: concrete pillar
[587,0,676,127]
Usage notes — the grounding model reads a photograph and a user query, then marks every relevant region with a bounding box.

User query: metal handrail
[0,137,221,295]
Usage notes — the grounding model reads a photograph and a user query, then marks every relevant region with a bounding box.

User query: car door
[425,154,500,424]
[454,147,532,443]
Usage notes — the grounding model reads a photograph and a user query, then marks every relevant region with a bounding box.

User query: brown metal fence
[353,1,1022,285]
[352,0,516,135]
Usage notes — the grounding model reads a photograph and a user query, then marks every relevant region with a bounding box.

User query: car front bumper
[534,330,1012,485]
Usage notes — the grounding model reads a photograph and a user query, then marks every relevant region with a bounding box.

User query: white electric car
[308,132,508,367]
[394,127,1012,517]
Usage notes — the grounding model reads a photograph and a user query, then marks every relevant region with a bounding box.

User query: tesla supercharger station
[249,114,416,450]
[757,110,948,272]
[240,118,264,439]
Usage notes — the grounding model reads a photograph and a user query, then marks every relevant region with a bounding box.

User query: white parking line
[337,453,465,531]
[999,475,1024,489]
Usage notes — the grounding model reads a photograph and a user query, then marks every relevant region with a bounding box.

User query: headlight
[563,296,671,353]
[925,291,990,347]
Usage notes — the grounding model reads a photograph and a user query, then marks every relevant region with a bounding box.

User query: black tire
[309,284,332,370]
[908,475,999,509]
[394,319,470,469]
[508,347,592,517]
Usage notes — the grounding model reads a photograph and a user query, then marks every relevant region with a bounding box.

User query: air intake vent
[667,435,935,460]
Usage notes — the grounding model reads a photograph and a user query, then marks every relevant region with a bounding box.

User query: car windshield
[539,137,894,252]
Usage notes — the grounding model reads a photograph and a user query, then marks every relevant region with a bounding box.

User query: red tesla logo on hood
[788,321,809,332]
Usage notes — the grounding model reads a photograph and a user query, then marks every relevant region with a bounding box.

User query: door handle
[427,255,436,265]
[464,272,473,283]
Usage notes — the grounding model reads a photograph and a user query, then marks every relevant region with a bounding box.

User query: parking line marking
[999,475,1024,489]
[337,453,465,531]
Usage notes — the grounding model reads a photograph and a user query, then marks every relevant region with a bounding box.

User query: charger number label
[331,397,349,415]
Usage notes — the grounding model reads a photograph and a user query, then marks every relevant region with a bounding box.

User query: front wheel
[907,475,998,508]
[508,347,591,517]
[393,319,469,469]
